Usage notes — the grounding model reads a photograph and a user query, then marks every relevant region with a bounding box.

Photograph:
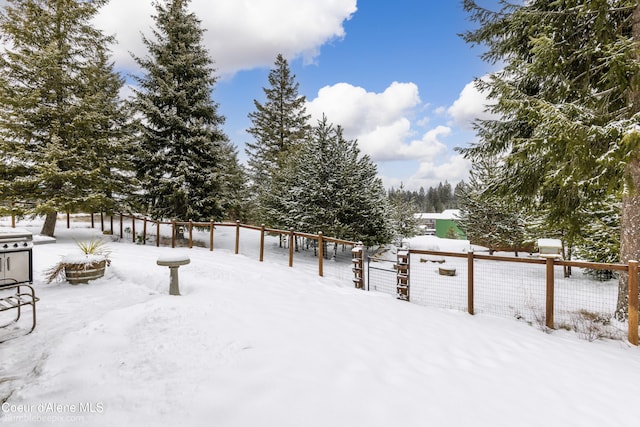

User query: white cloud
[306,82,420,135]
[433,106,446,115]
[409,154,471,189]
[92,0,357,77]
[379,153,471,191]
[447,76,497,129]
[306,82,450,162]
[355,118,414,161]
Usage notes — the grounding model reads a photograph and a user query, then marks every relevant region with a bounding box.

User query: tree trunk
[40,212,57,237]
[618,162,640,319]
[617,4,640,320]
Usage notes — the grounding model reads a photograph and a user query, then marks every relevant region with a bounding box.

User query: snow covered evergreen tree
[245,54,311,223]
[79,48,137,218]
[132,0,240,222]
[0,0,130,236]
[267,116,391,246]
[219,142,250,222]
[388,183,420,247]
[575,195,621,280]
[461,0,640,318]
[457,157,528,255]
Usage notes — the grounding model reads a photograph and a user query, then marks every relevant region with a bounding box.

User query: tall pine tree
[245,54,310,223]
[461,0,640,318]
[0,0,129,236]
[132,0,238,222]
[78,47,136,218]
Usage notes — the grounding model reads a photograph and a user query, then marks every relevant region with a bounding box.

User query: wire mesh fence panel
[232,226,263,260]
[409,253,467,311]
[187,225,211,250]
[472,257,547,323]
[367,258,396,296]
[322,242,355,281]
[142,222,159,246]
[553,266,624,339]
[209,225,238,252]
[291,240,355,281]
[261,233,290,259]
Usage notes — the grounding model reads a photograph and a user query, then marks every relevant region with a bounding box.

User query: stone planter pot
[65,260,107,285]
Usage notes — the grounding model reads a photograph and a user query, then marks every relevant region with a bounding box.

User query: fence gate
[367,257,397,296]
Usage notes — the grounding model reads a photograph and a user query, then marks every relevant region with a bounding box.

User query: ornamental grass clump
[46,238,112,283]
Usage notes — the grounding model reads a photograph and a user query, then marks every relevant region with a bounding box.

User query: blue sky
[211,1,501,191]
[2,0,503,191]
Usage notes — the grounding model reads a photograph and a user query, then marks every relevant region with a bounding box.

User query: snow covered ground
[1,219,640,427]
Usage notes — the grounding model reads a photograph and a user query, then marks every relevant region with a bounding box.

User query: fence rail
[368,249,639,346]
[73,212,358,279]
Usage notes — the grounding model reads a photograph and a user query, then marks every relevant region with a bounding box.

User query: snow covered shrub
[567,310,622,342]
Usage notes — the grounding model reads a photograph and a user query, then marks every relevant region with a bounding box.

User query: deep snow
[1,219,640,427]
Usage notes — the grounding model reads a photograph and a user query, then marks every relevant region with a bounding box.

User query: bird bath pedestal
[156,255,190,296]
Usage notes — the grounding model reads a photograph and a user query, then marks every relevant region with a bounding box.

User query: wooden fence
[396,249,639,346]
[78,212,357,278]
[73,212,639,346]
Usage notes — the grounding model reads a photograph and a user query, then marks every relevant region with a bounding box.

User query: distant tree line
[387,181,464,213]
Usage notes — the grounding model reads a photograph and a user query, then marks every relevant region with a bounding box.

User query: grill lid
[0,227,33,243]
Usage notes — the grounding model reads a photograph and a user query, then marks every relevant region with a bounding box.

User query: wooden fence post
[209,220,214,252]
[318,232,324,277]
[142,218,147,245]
[171,221,176,248]
[351,242,365,287]
[288,228,294,267]
[189,220,193,249]
[90,212,94,228]
[629,260,639,346]
[259,224,265,262]
[396,249,410,301]
[235,220,240,254]
[467,250,474,315]
[131,216,136,243]
[100,212,104,231]
[67,211,70,228]
[545,257,555,329]
[119,214,123,239]
[156,221,160,247]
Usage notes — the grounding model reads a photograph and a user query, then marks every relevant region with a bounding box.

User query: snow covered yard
[1,224,640,427]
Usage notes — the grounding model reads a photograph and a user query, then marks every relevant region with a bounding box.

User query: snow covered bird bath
[156,255,190,296]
